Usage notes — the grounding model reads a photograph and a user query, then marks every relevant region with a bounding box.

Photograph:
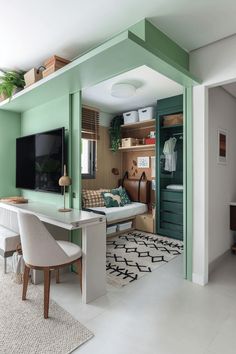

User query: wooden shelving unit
[121,119,155,129]
[118,144,155,152]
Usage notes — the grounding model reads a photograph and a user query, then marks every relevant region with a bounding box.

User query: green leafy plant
[109,115,124,152]
[0,70,25,99]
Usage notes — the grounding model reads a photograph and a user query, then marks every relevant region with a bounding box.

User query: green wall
[0,111,21,197]
[21,95,71,206]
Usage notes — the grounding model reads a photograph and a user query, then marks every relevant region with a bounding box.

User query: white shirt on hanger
[163,137,177,172]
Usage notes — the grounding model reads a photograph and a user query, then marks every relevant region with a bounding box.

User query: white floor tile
[43,253,236,354]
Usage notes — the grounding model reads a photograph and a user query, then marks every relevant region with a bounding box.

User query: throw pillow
[118,186,131,205]
[82,189,106,208]
[102,190,123,208]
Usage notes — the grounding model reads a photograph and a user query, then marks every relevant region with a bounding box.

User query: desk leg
[82,221,106,304]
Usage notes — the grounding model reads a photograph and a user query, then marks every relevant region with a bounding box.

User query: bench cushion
[0,225,20,253]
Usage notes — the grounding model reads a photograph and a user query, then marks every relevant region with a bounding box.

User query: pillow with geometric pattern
[82,189,106,208]
[101,189,124,208]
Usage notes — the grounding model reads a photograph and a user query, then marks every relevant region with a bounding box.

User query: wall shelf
[118,144,155,152]
[160,124,183,129]
[121,119,155,129]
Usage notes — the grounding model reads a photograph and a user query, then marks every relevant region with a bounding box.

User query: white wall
[99,111,113,127]
[190,35,236,284]
[208,87,236,264]
[190,34,236,86]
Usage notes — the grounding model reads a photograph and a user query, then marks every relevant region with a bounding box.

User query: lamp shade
[59,165,72,186]
[111,83,136,98]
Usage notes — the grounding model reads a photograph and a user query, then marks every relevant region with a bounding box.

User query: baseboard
[209,249,231,275]
[192,272,208,286]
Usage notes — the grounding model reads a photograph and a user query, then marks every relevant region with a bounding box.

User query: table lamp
[58,165,72,212]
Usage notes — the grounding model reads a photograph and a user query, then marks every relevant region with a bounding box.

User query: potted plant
[0,70,25,101]
[109,115,124,152]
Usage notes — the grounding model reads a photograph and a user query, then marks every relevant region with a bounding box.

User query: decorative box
[163,113,183,127]
[138,107,155,121]
[24,68,43,88]
[121,138,136,148]
[43,55,71,78]
[123,111,139,125]
[145,138,156,145]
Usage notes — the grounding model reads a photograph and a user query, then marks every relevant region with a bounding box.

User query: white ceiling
[82,65,183,113]
[2,0,236,70]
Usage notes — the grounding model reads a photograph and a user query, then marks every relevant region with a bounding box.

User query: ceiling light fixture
[111,83,136,98]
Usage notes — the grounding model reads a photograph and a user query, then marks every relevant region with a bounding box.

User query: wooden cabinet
[135,213,154,233]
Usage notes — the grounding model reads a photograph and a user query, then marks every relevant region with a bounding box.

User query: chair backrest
[17,212,68,267]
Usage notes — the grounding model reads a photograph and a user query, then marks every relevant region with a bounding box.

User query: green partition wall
[0,18,199,280]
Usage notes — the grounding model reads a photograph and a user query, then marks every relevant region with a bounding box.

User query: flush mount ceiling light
[111,83,136,98]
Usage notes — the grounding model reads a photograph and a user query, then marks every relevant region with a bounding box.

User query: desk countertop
[230,203,236,206]
[0,201,106,230]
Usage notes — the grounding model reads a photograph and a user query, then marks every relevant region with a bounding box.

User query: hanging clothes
[163,137,177,172]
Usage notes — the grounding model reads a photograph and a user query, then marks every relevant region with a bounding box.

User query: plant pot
[13,87,23,95]
[0,92,8,102]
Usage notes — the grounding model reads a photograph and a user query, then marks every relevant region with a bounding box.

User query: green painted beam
[129,19,189,70]
[0,20,200,113]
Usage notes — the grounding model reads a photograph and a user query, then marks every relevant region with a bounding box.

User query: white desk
[0,201,107,304]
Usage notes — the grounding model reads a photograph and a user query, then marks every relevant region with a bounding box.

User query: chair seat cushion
[56,240,82,264]
[0,225,20,252]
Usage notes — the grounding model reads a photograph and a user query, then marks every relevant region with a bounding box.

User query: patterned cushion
[82,189,106,208]
[102,190,123,208]
[118,186,131,205]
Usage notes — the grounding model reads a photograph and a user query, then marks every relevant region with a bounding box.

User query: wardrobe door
[156,95,184,240]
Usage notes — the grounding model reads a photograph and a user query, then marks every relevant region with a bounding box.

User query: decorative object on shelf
[121,137,136,148]
[123,110,139,124]
[138,106,155,121]
[145,137,156,145]
[137,156,150,168]
[24,66,45,88]
[111,83,136,98]
[58,165,72,212]
[217,128,227,165]
[111,168,119,175]
[109,115,124,152]
[42,55,71,78]
[0,70,25,101]
[163,113,183,127]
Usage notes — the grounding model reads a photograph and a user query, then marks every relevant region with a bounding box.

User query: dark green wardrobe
[156,95,183,240]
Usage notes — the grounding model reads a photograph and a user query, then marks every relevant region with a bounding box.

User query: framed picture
[137,156,149,168]
[217,129,227,164]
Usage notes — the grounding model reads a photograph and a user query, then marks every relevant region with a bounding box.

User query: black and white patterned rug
[106,230,183,287]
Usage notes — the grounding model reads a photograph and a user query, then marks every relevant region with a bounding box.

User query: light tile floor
[40,253,236,354]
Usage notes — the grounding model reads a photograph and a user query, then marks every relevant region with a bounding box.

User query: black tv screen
[16,128,65,193]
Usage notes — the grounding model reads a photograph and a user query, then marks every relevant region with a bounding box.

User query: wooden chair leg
[77,258,82,290]
[22,265,30,300]
[56,269,60,284]
[44,268,51,319]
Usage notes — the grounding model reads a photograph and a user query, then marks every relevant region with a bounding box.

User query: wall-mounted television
[16,127,65,193]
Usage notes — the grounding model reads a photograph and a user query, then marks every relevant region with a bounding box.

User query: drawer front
[160,222,183,232]
[161,201,183,214]
[161,211,183,225]
[161,190,183,203]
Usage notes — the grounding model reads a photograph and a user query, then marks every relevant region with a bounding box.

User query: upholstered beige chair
[17,212,82,319]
